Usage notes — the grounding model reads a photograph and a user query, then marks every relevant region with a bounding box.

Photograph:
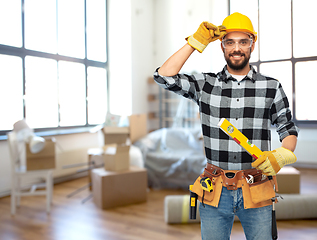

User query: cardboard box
[92,166,147,209]
[102,114,148,145]
[129,114,147,143]
[87,148,105,190]
[276,166,300,194]
[26,138,56,171]
[102,126,129,145]
[103,144,130,171]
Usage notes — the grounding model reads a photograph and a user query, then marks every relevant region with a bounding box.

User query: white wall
[153,0,228,74]
[107,0,132,116]
[108,0,154,116]
[0,0,316,197]
[131,0,154,114]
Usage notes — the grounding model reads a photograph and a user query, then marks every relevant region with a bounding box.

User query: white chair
[7,131,54,215]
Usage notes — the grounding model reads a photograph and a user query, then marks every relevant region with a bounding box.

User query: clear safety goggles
[222,38,253,50]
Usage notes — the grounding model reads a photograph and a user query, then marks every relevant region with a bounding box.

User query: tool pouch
[241,171,276,209]
[249,179,275,204]
[191,166,223,208]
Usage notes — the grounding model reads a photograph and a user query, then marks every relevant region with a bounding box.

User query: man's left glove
[252,147,297,176]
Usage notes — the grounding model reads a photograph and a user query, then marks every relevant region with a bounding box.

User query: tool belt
[191,163,277,209]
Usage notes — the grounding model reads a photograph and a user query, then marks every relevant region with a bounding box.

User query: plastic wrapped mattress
[133,128,206,189]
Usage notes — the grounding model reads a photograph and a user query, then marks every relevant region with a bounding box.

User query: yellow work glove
[186,22,226,53]
[252,147,297,176]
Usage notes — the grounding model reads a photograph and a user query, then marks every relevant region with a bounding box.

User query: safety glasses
[222,38,253,50]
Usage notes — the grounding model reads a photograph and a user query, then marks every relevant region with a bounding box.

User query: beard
[225,50,251,71]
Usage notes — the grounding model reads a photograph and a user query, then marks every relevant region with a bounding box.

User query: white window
[0,0,108,135]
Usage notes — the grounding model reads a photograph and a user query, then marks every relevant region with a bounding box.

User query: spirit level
[217,118,263,159]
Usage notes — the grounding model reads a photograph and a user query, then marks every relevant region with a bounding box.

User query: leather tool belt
[191,163,277,209]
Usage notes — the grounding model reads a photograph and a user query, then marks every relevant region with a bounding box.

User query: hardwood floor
[0,168,316,240]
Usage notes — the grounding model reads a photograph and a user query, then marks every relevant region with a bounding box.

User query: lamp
[13,119,46,154]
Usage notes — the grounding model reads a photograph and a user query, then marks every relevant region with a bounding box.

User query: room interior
[0,0,317,239]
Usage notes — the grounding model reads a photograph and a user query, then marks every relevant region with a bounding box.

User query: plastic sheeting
[133,128,206,189]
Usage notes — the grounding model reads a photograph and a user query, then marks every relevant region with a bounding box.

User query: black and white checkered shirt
[154,65,298,170]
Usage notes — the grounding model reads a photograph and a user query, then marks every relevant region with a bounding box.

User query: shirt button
[237,99,239,102]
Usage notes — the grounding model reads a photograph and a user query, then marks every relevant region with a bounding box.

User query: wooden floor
[0,168,316,240]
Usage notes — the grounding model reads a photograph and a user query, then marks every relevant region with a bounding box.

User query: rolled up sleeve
[153,67,206,105]
[271,83,298,142]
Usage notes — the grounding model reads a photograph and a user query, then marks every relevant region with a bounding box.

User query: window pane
[260,61,293,111]
[86,0,107,62]
[295,61,317,120]
[58,61,86,126]
[293,0,317,58]
[58,0,85,58]
[0,55,23,130]
[25,56,58,128]
[259,0,292,61]
[230,0,259,62]
[87,67,107,124]
[25,0,57,53]
[0,0,22,47]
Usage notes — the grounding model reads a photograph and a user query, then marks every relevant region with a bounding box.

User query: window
[0,55,23,130]
[230,0,317,124]
[0,0,108,135]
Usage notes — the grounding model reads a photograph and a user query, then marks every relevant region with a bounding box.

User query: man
[154,12,298,240]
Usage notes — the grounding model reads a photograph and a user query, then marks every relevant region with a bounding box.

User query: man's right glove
[251,147,297,176]
[186,22,226,53]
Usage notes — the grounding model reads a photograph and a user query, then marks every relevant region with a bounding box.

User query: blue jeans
[199,187,272,240]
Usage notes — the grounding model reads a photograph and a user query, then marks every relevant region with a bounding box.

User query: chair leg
[11,193,16,215]
[50,173,53,205]
[11,175,16,215]
[16,177,21,207]
[46,172,53,213]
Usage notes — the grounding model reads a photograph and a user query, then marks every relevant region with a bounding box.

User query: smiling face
[221,32,255,75]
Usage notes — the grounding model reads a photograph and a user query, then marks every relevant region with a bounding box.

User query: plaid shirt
[153,65,298,170]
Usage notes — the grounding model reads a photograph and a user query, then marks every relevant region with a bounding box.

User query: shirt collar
[218,65,257,83]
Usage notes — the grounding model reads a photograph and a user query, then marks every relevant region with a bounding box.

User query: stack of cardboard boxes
[103,126,130,172]
[92,114,148,209]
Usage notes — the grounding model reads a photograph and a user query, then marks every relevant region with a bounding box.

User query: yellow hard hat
[221,12,257,42]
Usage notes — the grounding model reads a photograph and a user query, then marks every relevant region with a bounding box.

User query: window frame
[229,0,317,127]
[0,0,109,138]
